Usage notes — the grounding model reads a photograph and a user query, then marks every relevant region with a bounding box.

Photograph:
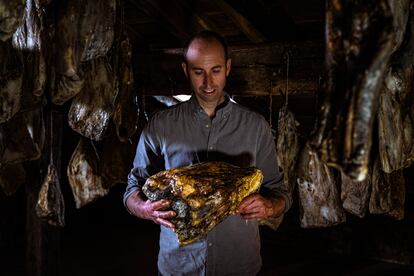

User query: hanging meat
[378,13,414,173]
[36,164,65,226]
[112,35,139,142]
[51,68,85,106]
[67,138,108,208]
[0,108,45,169]
[0,0,26,41]
[68,58,117,141]
[142,162,262,245]
[340,170,371,218]
[55,0,115,77]
[369,158,405,220]
[276,105,301,197]
[12,0,46,97]
[296,143,346,228]
[0,40,23,123]
[310,0,409,181]
[0,163,25,196]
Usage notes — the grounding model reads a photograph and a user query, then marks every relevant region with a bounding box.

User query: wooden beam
[133,41,323,96]
[212,0,266,43]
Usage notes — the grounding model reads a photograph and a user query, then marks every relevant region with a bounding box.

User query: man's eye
[194,70,203,75]
[213,69,221,74]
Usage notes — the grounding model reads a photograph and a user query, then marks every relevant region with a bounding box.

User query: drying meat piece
[12,0,46,97]
[340,170,371,218]
[297,143,346,228]
[310,0,408,181]
[0,40,23,123]
[55,0,115,77]
[36,164,65,226]
[112,36,139,142]
[67,138,108,208]
[0,162,25,196]
[142,162,262,245]
[51,71,85,105]
[0,108,45,169]
[276,105,300,197]
[378,14,414,173]
[369,159,405,220]
[68,58,117,141]
[0,0,25,41]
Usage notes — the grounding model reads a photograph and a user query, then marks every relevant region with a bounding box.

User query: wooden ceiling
[123,0,325,50]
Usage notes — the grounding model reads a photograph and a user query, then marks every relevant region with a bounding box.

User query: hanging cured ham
[340,170,371,218]
[68,58,117,141]
[0,40,23,123]
[0,0,26,41]
[36,164,65,226]
[0,108,44,169]
[12,0,46,98]
[67,138,108,208]
[297,143,346,227]
[378,13,414,173]
[276,105,301,197]
[369,159,405,220]
[55,0,115,77]
[310,0,410,181]
[112,35,139,142]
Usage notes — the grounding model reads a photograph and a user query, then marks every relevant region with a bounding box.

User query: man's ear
[226,58,232,76]
[181,62,188,78]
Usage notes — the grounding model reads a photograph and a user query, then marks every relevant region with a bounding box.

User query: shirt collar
[189,92,233,119]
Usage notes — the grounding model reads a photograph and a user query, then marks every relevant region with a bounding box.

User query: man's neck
[199,97,225,118]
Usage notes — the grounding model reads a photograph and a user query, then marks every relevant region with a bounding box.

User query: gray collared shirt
[124,95,291,276]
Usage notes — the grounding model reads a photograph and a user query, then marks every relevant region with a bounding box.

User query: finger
[237,196,258,212]
[154,210,176,219]
[150,199,171,210]
[240,211,263,220]
[239,205,262,215]
[155,218,175,229]
[238,198,263,213]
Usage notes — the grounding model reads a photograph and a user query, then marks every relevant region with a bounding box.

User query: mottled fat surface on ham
[0,0,25,41]
[0,40,23,123]
[297,143,346,228]
[36,164,65,226]
[68,58,117,141]
[67,138,108,208]
[310,0,409,181]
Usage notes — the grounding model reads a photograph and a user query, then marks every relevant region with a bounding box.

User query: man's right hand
[126,191,176,229]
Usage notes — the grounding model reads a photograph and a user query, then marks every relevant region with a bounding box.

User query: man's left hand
[236,193,285,220]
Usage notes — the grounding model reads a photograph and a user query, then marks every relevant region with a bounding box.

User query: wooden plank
[134,41,323,96]
[212,0,266,43]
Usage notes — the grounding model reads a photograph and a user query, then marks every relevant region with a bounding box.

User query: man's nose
[203,73,213,88]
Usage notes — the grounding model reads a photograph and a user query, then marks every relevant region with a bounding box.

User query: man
[124,31,291,275]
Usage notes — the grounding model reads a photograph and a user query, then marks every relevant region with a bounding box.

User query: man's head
[181,31,231,112]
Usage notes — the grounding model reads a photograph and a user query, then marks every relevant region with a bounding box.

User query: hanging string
[284,51,290,107]
[49,110,54,164]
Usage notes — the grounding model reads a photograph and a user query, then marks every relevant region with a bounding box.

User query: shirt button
[205,124,210,128]
[208,243,212,247]
[209,146,213,150]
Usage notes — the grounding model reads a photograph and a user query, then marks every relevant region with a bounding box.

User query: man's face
[182,38,231,108]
